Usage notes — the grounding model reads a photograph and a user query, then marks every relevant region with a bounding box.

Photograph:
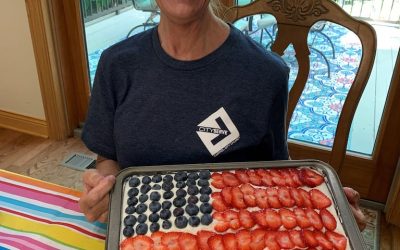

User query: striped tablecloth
[0,169,106,250]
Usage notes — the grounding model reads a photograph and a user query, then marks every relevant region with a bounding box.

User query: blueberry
[185,203,199,216]
[173,197,186,207]
[176,189,187,198]
[160,209,172,220]
[125,205,136,214]
[138,214,147,223]
[162,201,172,209]
[123,226,134,237]
[200,186,212,195]
[129,177,140,187]
[142,176,151,184]
[124,215,137,226]
[149,201,161,213]
[200,194,210,202]
[175,216,188,229]
[187,185,199,196]
[162,220,172,229]
[136,204,147,214]
[128,188,139,197]
[149,213,159,222]
[150,223,160,232]
[163,191,174,199]
[188,172,199,180]
[139,194,148,203]
[174,172,188,182]
[199,170,211,179]
[163,175,173,183]
[127,197,138,206]
[152,184,161,190]
[201,214,213,225]
[189,216,200,227]
[152,174,162,183]
[140,184,151,194]
[186,179,197,186]
[198,179,209,187]
[188,195,199,204]
[173,207,184,217]
[176,181,186,189]
[150,191,161,201]
[136,223,148,235]
[162,182,174,192]
[200,203,213,214]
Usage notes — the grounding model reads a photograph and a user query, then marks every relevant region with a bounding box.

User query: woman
[79,0,366,230]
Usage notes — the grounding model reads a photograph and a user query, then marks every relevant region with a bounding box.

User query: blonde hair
[209,0,225,18]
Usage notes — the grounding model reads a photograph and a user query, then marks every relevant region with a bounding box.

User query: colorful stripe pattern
[0,170,106,250]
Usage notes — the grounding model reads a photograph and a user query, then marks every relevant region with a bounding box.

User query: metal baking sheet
[106,159,366,250]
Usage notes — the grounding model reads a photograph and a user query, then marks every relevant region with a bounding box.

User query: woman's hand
[343,187,367,231]
[79,169,116,223]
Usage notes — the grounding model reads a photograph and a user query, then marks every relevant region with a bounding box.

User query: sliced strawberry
[279,208,297,229]
[289,169,303,186]
[222,233,238,250]
[298,188,313,208]
[236,230,252,250]
[221,187,233,205]
[212,193,228,212]
[265,209,282,230]
[266,188,282,208]
[235,170,250,183]
[247,170,262,186]
[121,236,154,250]
[294,208,312,228]
[276,231,295,249]
[289,230,306,248]
[222,172,241,187]
[211,173,225,189]
[152,232,167,250]
[280,169,296,187]
[254,188,269,209]
[260,171,274,186]
[278,187,296,207]
[305,208,323,230]
[255,169,267,177]
[298,168,324,187]
[269,169,286,186]
[197,230,215,250]
[302,229,318,247]
[208,235,225,250]
[252,210,268,227]
[264,231,280,250]
[179,233,199,250]
[224,210,241,230]
[326,231,348,250]
[310,189,332,209]
[314,230,334,250]
[161,232,181,250]
[237,209,254,229]
[240,183,257,207]
[289,188,304,207]
[213,212,230,232]
[320,209,337,231]
[249,229,266,250]
[231,187,247,209]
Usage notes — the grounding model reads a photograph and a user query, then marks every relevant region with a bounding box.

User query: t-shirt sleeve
[81,52,118,161]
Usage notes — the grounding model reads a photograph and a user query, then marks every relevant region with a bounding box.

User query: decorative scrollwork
[266,0,328,22]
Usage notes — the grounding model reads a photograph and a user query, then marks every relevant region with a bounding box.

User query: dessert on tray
[113,163,353,250]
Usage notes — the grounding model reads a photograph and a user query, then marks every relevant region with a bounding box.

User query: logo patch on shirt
[196,107,240,157]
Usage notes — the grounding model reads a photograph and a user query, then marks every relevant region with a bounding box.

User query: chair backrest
[222,0,377,170]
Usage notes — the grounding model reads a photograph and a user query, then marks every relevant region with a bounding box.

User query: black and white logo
[196,107,240,157]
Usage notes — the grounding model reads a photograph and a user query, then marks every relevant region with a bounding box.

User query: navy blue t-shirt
[82,25,289,168]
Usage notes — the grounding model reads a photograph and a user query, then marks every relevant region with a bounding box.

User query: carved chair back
[222,0,377,170]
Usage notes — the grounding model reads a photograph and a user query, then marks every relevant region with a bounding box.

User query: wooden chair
[222,0,377,171]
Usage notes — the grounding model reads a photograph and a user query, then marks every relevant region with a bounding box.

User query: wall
[0,0,45,119]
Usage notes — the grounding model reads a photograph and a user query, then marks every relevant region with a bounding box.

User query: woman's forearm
[95,155,120,176]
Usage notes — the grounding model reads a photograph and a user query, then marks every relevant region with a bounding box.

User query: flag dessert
[119,167,349,250]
